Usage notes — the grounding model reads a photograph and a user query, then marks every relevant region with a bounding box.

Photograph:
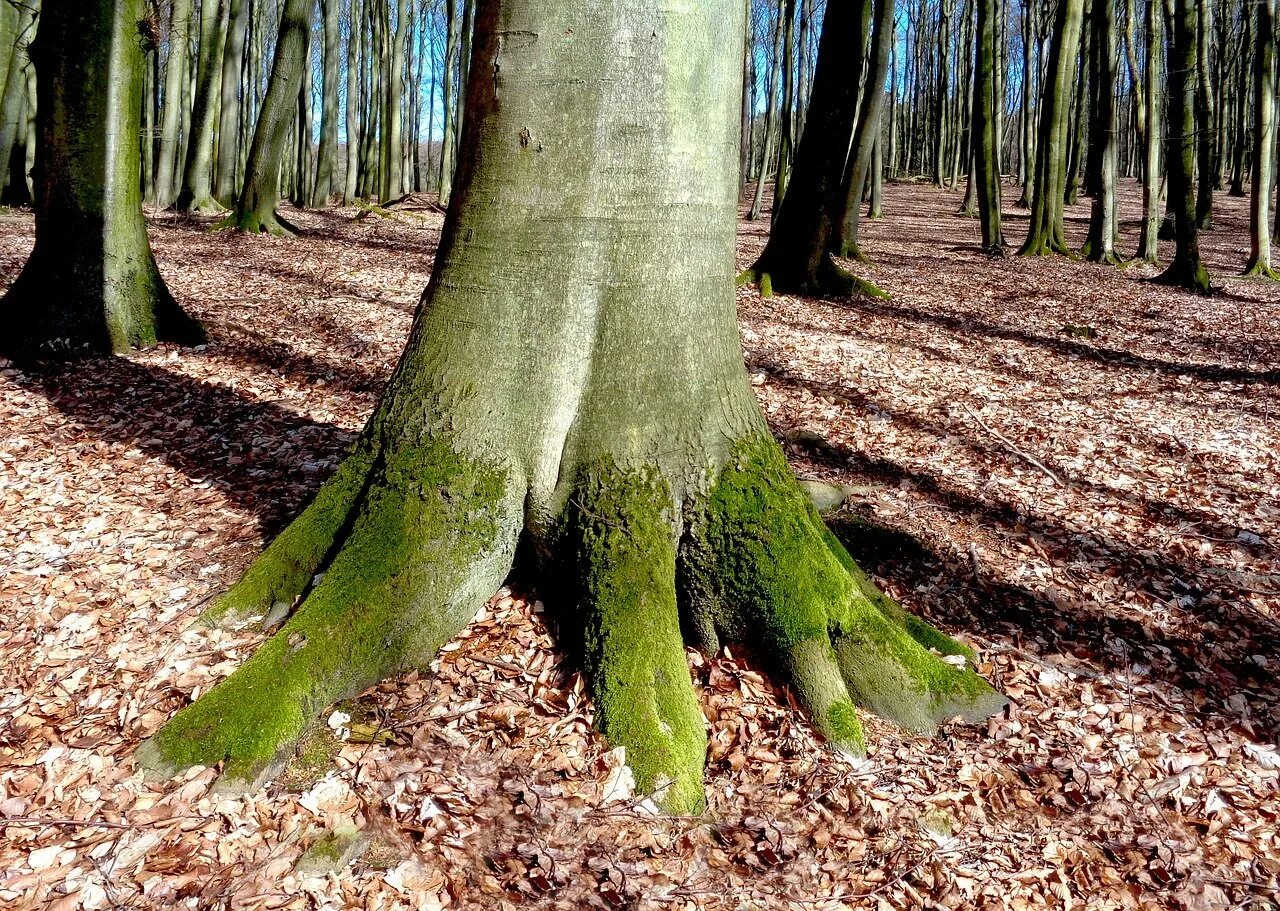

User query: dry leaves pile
[1,183,1277,911]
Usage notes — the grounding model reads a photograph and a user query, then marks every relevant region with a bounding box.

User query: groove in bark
[139,0,1002,813]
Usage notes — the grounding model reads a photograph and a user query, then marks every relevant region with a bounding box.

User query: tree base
[175,193,228,216]
[1151,257,1213,295]
[219,208,300,236]
[739,254,888,301]
[1241,260,1280,281]
[139,432,1004,814]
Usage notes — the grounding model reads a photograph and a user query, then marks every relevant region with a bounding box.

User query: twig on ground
[962,404,1064,485]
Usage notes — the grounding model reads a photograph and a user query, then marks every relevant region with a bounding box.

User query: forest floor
[1,181,1278,911]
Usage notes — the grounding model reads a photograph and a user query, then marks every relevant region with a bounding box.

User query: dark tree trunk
[1154,0,1212,292]
[1082,0,1120,262]
[744,0,884,297]
[0,0,202,357]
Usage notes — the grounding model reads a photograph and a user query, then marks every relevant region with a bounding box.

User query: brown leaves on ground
[1,182,1278,910]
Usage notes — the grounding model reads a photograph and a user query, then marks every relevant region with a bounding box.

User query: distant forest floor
[1,181,1277,911]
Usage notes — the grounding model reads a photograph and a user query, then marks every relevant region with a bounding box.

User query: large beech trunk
[1244,0,1278,279]
[140,0,1004,815]
[0,0,201,357]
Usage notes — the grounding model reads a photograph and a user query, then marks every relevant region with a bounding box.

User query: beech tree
[1082,0,1120,264]
[222,0,313,233]
[1243,0,1278,280]
[1019,0,1085,256]
[972,0,1004,253]
[1155,0,1212,293]
[138,0,1005,813]
[0,0,201,357]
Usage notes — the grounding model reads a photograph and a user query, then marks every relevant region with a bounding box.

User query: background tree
[1243,0,1278,279]
[175,0,228,213]
[972,0,1005,253]
[1155,0,1212,293]
[138,0,1004,814]
[1082,0,1120,263]
[0,0,202,356]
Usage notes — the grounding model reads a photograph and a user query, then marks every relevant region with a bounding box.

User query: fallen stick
[962,404,1064,486]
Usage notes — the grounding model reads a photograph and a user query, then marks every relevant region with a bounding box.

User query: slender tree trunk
[437,0,461,205]
[344,0,362,201]
[772,0,798,218]
[1194,0,1215,228]
[155,0,194,206]
[1244,0,1278,277]
[869,127,884,216]
[1137,0,1163,263]
[1064,1,1090,205]
[973,0,1005,251]
[1229,6,1252,197]
[141,0,1005,815]
[177,0,229,213]
[1083,0,1120,262]
[746,0,884,297]
[834,0,896,261]
[1154,0,1212,292]
[749,0,785,221]
[1016,0,1034,205]
[311,0,340,205]
[224,0,314,233]
[0,4,35,206]
[1,0,202,356]
[1019,0,1085,255]
[214,0,248,203]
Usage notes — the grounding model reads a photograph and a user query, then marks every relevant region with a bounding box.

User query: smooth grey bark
[1244,0,1278,278]
[748,0,785,221]
[214,0,247,204]
[0,3,35,205]
[224,0,313,233]
[436,0,461,205]
[1019,0,1085,255]
[344,0,362,201]
[155,0,194,206]
[0,0,202,356]
[311,0,340,205]
[176,0,229,213]
[1194,0,1214,229]
[141,0,1004,819]
[1137,0,1162,262]
[973,0,1004,252]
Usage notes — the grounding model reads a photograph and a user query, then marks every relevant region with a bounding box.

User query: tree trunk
[745,0,885,297]
[1083,0,1119,262]
[214,0,248,204]
[1137,0,1162,263]
[176,0,229,213]
[1229,5,1252,198]
[1019,0,1085,255]
[140,0,1004,814]
[311,0,340,206]
[1016,0,1034,205]
[973,0,1004,252]
[834,0,896,262]
[0,4,35,206]
[748,0,786,221]
[1154,0,1212,292]
[436,0,461,205]
[0,0,202,357]
[1194,0,1215,229]
[344,0,362,201]
[1244,0,1278,278]
[155,0,194,207]
[224,0,313,233]
[772,0,798,218]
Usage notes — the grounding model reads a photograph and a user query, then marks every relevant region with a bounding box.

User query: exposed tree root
[1151,258,1213,295]
[218,208,300,236]
[1241,260,1280,281]
[140,431,1003,812]
[741,255,888,301]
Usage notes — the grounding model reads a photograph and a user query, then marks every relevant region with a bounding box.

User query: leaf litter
[1,182,1277,910]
